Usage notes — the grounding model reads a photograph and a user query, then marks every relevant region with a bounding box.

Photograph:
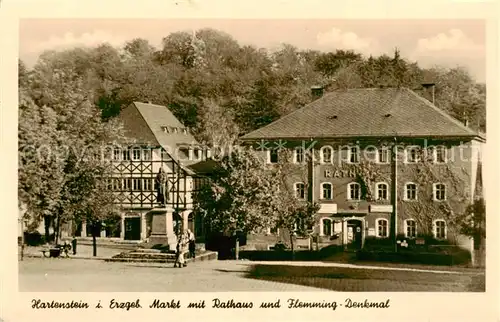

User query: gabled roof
[241,87,481,141]
[117,101,200,166]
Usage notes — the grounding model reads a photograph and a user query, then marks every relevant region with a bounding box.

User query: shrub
[23,231,44,246]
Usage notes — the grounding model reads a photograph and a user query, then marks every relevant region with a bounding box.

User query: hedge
[356,249,471,266]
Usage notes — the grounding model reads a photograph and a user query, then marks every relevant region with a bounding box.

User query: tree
[269,149,319,257]
[19,58,124,254]
[453,198,485,249]
[195,147,277,259]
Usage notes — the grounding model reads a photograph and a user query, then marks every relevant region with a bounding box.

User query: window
[295,183,306,199]
[123,179,131,190]
[405,220,417,238]
[405,146,419,163]
[122,149,130,161]
[434,220,446,239]
[143,179,152,191]
[113,148,121,161]
[349,146,359,163]
[143,149,152,161]
[322,183,332,200]
[295,147,305,164]
[270,226,279,235]
[268,150,279,164]
[322,218,332,236]
[376,219,388,237]
[132,178,142,191]
[433,183,446,201]
[321,146,333,163]
[192,148,202,160]
[434,146,447,163]
[405,183,417,200]
[378,147,389,163]
[106,179,113,190]
[348,183,361,200]
[132,148,141,161]
[376,183,388,200]
[112,179,122,190]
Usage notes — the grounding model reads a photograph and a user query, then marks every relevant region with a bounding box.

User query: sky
[19,19,486,82]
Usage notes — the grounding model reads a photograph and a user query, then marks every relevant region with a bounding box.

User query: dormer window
[162,126,170,133]
[182,128,188,135]
[173,127,179,134]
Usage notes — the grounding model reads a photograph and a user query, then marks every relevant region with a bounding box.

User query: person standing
[188,229,196,259]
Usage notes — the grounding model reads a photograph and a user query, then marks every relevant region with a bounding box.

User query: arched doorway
[346,219,363,250]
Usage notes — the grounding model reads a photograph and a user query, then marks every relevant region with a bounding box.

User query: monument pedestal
[148,208,177,250]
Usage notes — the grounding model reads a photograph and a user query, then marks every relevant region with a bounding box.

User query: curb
[21,254,111,261]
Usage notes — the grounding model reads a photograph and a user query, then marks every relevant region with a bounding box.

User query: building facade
[74,102,208,248]
[241,87,484,251]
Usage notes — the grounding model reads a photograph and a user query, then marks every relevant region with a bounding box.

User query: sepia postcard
[0,0,498,321]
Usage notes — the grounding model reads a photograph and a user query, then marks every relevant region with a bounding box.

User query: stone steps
[106,250,218,264]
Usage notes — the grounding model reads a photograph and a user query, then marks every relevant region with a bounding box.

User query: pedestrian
[71,236,77,255]
[188,229,196,259]
[173,240,182,268]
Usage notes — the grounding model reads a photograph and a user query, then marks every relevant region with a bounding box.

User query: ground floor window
[376,219,388,237]
[322,218,332,236]
[405,219,417,238]
[434,220,447,239]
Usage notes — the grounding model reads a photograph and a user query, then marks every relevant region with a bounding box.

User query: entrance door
[124,217,141,240]
[346,220,363,249]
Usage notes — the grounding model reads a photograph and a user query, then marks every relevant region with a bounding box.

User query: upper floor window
[143,179,152,191]
[349,146,359,163]
[434,220,447,239]
[405,146,419,163]
[143,149,152,161]
[132,178,142,191]
[122,149,130,161]
[192,148,202,160]
[405,219,417,238]
[376,182,389,200]
[113,148,121,161]
[348,182,361,200]
[267,149,279,164]
[378,147,389,163]
[405,183,418,200]
[434,146,447,163]
[433,183,446,201]
[322,183,332,200]
[376,219,389,237]
[132,148,141,161]
[295,147,305,164]
[295,182,306,200]
[321,146,333,164]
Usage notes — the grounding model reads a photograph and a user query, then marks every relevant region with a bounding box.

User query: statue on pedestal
[155,168,167,206]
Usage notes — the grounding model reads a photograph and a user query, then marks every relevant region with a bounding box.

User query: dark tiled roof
[241,88,480,140]
[118,102,200,167]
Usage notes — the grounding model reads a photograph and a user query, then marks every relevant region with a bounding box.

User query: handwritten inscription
[30,297,391,310]
[212,299,253,309]
[109,299,142,310]
[31,299,89,309]
[344,298,390,308]
[287,299,338,310]
[149,299,181,309]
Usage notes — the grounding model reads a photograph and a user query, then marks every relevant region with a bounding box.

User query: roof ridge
[403,88,478,136]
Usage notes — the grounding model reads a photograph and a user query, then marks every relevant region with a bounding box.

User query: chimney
[311,86,324,100]
[464,118,469,127]
[421,82,436,105]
